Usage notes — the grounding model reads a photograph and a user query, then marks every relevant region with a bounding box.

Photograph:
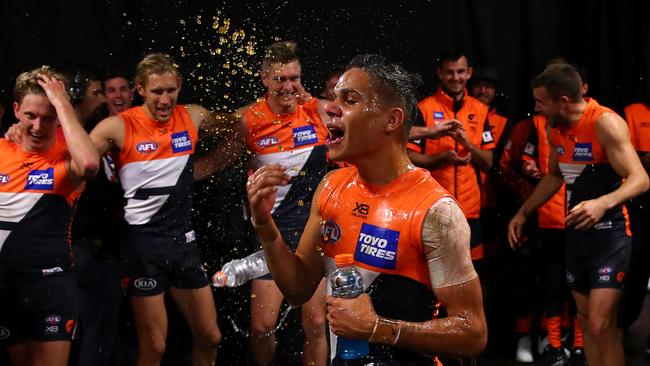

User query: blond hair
[135,53,182,87]
[13,66,68,103]
[261,41,299,72]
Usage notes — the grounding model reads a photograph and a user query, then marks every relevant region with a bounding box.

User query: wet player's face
[138,72,180,123]
[262,61,302,111]
[324,68,389,163]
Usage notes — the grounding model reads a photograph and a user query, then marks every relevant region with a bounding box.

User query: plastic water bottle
[330,254,370,365]
[212,250,269,287]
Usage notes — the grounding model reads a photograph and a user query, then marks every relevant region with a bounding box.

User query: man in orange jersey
[247,54,487,364]
[242,41,329,366]
[0,67,99,366]
[517,67,592,366]
[408,49,495,263]
[89,53,241,366]
[509,63,649,366]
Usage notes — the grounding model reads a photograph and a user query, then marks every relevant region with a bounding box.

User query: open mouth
[156,106,172,117]
[327,124,344,145]
[29,131,45,141]
[112,100,127,111]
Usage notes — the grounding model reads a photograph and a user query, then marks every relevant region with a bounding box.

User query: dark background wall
[2,1,650,364]
[2,0,650,124]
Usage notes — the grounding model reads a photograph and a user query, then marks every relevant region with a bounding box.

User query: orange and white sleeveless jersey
[0,139,77,276]
[117,105,197,242]
[549,98,630,233]
[319,167,452,289]
[245,97,328,226]
[319,166,450,363]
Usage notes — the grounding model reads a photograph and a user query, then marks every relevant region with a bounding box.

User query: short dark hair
[571,64,589,85]
[438,47,470,69]
[346,54,423,137]
[324,65,345,81]
[530,63,582,101]
[104,67,133,83]
[262,41,300,72]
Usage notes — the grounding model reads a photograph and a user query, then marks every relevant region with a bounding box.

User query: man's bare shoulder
[95,115,125,132]
[422,197,476,289]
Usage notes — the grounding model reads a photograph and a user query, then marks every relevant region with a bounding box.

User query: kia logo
[134,278,157,290]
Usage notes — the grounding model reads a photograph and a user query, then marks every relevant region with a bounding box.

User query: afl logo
[0,173,10,184]
[556,145,565,156]
[0,327,9,340]
[321,220,341,244]
[257,136,279,148]
[133,277,157,290]
[136,141,159,153]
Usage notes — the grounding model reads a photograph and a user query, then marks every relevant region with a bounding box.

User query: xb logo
[352,202,369,216]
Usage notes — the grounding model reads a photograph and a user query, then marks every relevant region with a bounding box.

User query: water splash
[225,304,297,337]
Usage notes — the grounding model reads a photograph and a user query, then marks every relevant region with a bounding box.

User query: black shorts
[257,224,304,281]
[127,247,210,296]
[565,227,631,293]
[0,272,78,344]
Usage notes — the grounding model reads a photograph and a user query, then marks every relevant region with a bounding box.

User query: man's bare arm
[388,198,485,356]
[407,150,470,170]
[408,120,464,141]
[187,104,245,181]
[37,75,99,182]
[595,112,649,205]
[247,165,327,305]
[89,115,124,156]
[566,113,649,229]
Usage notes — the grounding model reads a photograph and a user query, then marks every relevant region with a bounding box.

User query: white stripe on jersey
[558,163,586,185]
[0,230,10,253]
[0,192,43,222]
[252,147,314,214]
[0,192,44,249]
[119,155,189,225]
